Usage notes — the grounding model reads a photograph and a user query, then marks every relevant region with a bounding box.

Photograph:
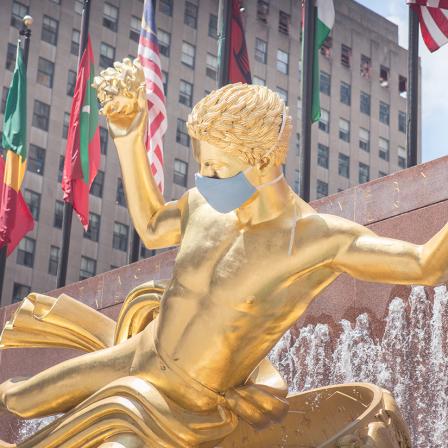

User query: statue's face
[197,141,249,179]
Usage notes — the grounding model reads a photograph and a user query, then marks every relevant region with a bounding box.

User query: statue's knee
[2,381,36,419]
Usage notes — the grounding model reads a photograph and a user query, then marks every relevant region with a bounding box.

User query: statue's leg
[0,333,140,419]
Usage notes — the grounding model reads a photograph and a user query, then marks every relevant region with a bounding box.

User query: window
[379,101,390,125]
[100,42,115,68]
[379,137,389,161]
[100,127,108,154]
[276,49,289,74]
[398,111,406,133]
[48,246,60,276]
[380,65,389,87]
[71,29,80,55]
[209,14,218,38]
[84,212,100,242]
[80,256,96,280]
[206,53,218,80]
[379,171,388,177]
[28,145,46,175]
[296,133,300,156]
[360,54,371,79]
[32,100,50,131]
[317,144,329,169]
[179,80,193,107]
[158,30,171,57]
[359,128,370,152]
[37,58,54,88]
[253,76,266,86]
[159,0,173,16]
[340,82,351,105]
[359,163,370,184]
[116,178,126,206]
[255,38,267,64]
[319,109,329,133]
[67,70,77,96]
[174,159,188,187]
[341,44,351,68]
[24,189,41,221]
[162,70,168,95]
[42,16,59,46]
[320,71,331,95]
[17,237,35,268]
[399,75,407,97]
[58,156,64,182]
[141,246,156,259]
[293,169,300,194]
[75,0,83,14]
[90,170,104,197]
[276,87,288,104]
[113,222,129,251]
[398,146,407,169]
[278,11,290,35]
[6,43,17,71]
[184,1,198,29]
[130,16,140,42]
[176,119,190,146]
[1,87,9,113]
[12,283,30,303]
[360,92,371,115]
[54,200,64,228]
[338,153,350,178]
[316,180,328,199]
[339,118,350,142]
[103,3,119,32]
[257,0,269,23]
[11,1,28,29]
[181,42,195,68]
[321,36,332,58]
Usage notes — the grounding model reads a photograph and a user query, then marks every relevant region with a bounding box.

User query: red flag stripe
[410,3,448,51]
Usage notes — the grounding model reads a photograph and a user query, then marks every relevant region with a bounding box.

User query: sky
[355,0,448,163]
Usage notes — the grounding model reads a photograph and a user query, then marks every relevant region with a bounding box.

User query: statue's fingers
[123,57,133,67]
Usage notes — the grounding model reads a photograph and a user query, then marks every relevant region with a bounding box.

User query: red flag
[228,0,252,83]
[62,36,100,229]
[0,157,34,255]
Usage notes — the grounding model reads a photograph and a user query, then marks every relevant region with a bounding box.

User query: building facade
[0,0,420,305]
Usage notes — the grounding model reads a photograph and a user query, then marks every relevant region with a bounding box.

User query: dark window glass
[379,101,390,125]
[206,53,217,80]
[84,212,100,242]
[184,2,198,29]
[176,119,190,146]
[380,65,389,87]
[341,44,351,68]
[48,245,60,276]
[158,29,171,57]
[320,71,331,95]
[67,70,77,96]
[398,156,406,169]
[379,138,389,161]
[399,75,407,97]
[321,36,332,58]
[255,38,267,64]
[338,153,350,178]
[360,54,371,79]
[62,112,70,139]
[208,14,218,38]
[340,81,351,105]
[339,118,350,142]
[179,80,193,107]
[174,159,188,187]
[103,3,119,32]
[71,29,80,55]
[41,16,59,45]
[11,1,29,29]
[257,0,269,23]
[318,109,330,133]
[6,43,17,71]
[379,171,388,177]
[130,16,140,42]
[279,11,290,35]
[28,145,46,175]
[54,200,64,228]
[90,170,104,197]
[17,237,35,268]
[116,178,126,206]
[276,87,288,105]
[37,58,54,88]
[113,222,129,251]
[80,256,96,280]
[181,42,195,68]
[316,180,328,199]
[32,100,50,131]
[162,70,168,95]
[100,42,115,68]
[398,111,406,133]
[159,0,173,16]
[141,246,156,259]
[1,87,9,113]
[276,49,289,75]
[58,156,64,182]
[359,162,370,184]
[100,127,108,154]
[12,282,30,303]
[317,144,329,169]
[360,92,371,115]
[24,189,41,221]
[359,128,370,152]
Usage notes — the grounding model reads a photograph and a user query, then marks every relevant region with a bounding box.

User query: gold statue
[2,58,445,447]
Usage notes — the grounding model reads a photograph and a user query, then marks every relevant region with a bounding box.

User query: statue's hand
[93,58,147,140]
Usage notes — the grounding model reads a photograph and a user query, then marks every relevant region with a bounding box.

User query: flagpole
[0,15,33,301]
[407,6,419,167]
[57,0,91,288]
[300,0,317,203]
[217,0,232,87]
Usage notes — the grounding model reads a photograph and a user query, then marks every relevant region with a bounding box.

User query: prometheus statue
[1,58,445,447]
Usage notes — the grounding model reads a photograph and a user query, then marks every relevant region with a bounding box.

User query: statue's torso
[155,190,339,391]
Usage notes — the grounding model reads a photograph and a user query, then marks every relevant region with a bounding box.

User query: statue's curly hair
[186,83,292,167]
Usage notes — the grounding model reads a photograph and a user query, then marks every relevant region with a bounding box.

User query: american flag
[408,0,448,52]
[138,0,167,192]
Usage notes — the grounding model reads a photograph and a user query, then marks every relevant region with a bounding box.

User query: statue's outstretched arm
[324,213,448,286]
[94,59,182,249]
